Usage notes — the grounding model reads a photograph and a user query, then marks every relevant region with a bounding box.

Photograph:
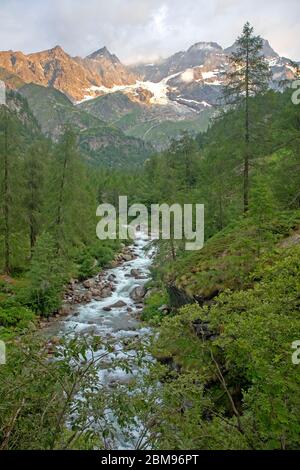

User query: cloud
[0,0,299,62]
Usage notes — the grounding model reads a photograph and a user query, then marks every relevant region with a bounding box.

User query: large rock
[83,279,95,289]
[101,288,112,298]
[130,286,146,302]
[130,268,143,279]
[109,300,127,309]
[91,288,102,297]
[84,292,93,302]
[59,304,73,316]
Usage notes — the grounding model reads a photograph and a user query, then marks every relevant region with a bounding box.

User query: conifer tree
[23,141,46,256]
[25,232,65,315]
[0,106,17,273]
[48,127,94,257]
[224,22,271,213]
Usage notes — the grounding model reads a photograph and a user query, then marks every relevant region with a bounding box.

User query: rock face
[1,38,297,153]
[131,39,298,111]
[1,38,296,108]
[0,45,137,102]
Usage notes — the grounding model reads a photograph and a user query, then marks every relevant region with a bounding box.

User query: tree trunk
[3,109,11,274]
[244,44,250,213]
[55,153,68,253]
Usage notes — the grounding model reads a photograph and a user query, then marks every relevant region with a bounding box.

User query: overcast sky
[0,0,299,63]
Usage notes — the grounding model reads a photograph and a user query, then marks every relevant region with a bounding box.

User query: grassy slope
[19,84,153,167]
[79,91,213,150]
[164,211,300,300]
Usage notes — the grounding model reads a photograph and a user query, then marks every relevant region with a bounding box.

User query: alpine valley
[1,18,300,452]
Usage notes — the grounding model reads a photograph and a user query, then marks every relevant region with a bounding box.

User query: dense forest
[0,24,300,450]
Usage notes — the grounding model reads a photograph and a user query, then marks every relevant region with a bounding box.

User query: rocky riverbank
[39,242,150,330]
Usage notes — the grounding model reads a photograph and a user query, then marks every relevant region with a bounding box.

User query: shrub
[0,306,35,329]
[142,290,169,324]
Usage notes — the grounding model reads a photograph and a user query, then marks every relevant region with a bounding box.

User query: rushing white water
[64,231,153,336]
[47,230,155,449]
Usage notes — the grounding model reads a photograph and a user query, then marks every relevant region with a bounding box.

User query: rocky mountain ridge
[0,37,298,150]
[0,45,137,102]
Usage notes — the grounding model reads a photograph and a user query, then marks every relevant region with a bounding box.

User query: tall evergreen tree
[47,126,93,257]
[23,141,46,257]
[224,22,271,213]
[0,106,17,273]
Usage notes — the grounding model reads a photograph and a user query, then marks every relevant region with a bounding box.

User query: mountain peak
[225,38,279,58]
[31,45,68,58]
[187,41,223,53]
[260,39,279,58]
[87,46,120,63]
[52,45,63,51]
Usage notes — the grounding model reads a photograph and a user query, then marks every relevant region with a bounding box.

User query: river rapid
[44,230,156,449]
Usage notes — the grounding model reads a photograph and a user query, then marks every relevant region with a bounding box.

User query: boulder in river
[130,286,146,302]
[101,288,112,298]
[84,292,93,302]
[91,288,102,297]
[109,300,127,309]
[130,268,143,279]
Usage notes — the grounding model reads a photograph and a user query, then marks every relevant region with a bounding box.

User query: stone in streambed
[91,288,102,297]
[101,288,112,298]
[109,300,127,309]
[130,286,146,302]
[59,304,73,316]
[130,268,143,279]
[83,279,95,289]
[103,306,112,312]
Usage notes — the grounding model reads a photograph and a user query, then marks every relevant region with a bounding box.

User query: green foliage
[162,211,299,300]
[76,240,121,280]
[150,242,300,449]
[22,233,66,316]
[141,290,169,324]
[0,333,150,450]
[0,306,35,329]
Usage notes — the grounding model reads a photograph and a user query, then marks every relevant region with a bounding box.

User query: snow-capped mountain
[0,38,296,108]
[129,38,298,112]
[0,38,298,150]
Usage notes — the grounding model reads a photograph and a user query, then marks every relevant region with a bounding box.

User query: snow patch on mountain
[77,70,189,105]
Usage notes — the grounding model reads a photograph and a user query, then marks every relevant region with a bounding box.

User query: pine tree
[47,126,94,257]
[224,22,271,213]
[25,232,65,316]
[23,141,46,257]
[49,127,80,253]
[0,106,17,273]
